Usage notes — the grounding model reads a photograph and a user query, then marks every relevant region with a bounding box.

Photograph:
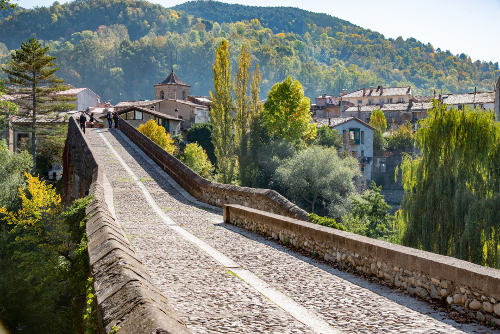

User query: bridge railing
[63,117,191,333]
[224,204,500,324]
[118,118,309,221]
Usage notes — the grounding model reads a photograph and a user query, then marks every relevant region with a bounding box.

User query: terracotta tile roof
[114,100,161,108]
[341,86,411,98]
[156,70,190,87]
[105,106,181,121]
[344,102,433,113]
[312,116,375,130]
[441,92,495,105]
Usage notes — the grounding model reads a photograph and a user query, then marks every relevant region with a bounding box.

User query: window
[361,150,365,157]
[182,91,186,100]
[368,99,374,105]
[361,131,364,144]
[349,128,360,145]
[126,111,134,120]
[387,98,393,103]
[357,100,362,104]
[379,98,385,104]
[161,91,164,99]
[163,119,170,132]
[398,97,404,103]
[135,110,143,120]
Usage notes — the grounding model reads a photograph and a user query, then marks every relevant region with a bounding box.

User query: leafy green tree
[369,108,387,132]
[233,45,251,186]
[0,140,32,211]
[2,38,75,168]
[257,139,296,189]
[386,122,414,150]
[0,175,91,333]
[263,76,316,142]
[398,101,500,267]
[187,122,215,164]
[181,142,214,179]
[0,0,16,10]
[313,125,342,150]
[348,181,392,239]
[137,119,175,154]
[210,40,236,184]
[274,145,360,215]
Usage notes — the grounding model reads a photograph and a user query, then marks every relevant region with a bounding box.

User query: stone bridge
[63,117,500,334]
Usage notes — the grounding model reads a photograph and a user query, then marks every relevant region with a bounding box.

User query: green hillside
[0,0,498,104]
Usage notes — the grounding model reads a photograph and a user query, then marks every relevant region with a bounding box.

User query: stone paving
[86,128,499,334]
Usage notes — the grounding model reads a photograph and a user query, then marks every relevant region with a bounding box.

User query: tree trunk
[32,78,36,170]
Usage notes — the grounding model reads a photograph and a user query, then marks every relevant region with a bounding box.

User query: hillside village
[4,66,498,192]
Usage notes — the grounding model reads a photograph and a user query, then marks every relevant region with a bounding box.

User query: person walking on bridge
[113,112,119,129]
[106,110,113,128]
[79,112,86,134]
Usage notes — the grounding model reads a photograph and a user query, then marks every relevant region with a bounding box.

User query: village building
[154,69,191,101]
[114,69,209,137]
[343,101,432,126]
[2,86,99,152]
[339,86,412,107]
[438,91,496,113]
[314,117,374,183]
[56,87,100,111]
[100,106,181,137]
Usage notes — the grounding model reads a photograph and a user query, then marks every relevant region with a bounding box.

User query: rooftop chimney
[380,86,384,95]
[363,87,366,96]
[328,117,331,126]
[175,108,179,118]
[343,88,347,95]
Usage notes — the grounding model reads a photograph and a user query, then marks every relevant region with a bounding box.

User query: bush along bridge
[62,116,500,334]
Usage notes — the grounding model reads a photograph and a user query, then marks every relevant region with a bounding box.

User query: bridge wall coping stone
[117,118,308,220]
[64,117,191,334]
[224,204,500,324]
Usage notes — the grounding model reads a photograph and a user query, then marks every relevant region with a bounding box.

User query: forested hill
[171,1,355,36]
[0,0,498,104]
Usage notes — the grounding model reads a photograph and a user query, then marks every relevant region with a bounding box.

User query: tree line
[0,0,498,105]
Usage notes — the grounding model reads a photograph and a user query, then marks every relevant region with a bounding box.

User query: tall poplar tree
[248,64,263,187]
[209,40,236,184]
[233,45,251,186]
[3,38,74,168]
[399,101,500,268]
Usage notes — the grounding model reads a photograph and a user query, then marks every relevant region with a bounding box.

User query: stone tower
[154,68,191,101]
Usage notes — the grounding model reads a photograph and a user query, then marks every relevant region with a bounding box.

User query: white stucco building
[56,87,100,111]
[314,117,374,183]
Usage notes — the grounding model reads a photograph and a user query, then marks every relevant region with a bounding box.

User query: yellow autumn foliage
[0,173,62,237]
[137,119,175,154]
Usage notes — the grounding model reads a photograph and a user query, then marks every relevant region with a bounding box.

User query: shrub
[181,143,214,179]
[137,119,175,154]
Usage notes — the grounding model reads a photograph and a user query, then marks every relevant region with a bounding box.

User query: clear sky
[12,0,500,66]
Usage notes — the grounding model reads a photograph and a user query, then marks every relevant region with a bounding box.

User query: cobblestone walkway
[86,128,497,334]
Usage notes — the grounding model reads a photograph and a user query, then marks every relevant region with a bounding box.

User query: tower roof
[158,69,190,87]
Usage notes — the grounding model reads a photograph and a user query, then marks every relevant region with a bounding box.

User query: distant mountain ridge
[171,1,356,36]
[0,0,497,103]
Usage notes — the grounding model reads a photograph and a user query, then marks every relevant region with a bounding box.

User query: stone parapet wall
[118,118,308,220]
[224,204,500,325]
[86,183,191,334]
[64,118,191,334]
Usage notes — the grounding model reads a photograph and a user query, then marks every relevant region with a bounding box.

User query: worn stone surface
[224,203,500,329]
[81,127,500,333]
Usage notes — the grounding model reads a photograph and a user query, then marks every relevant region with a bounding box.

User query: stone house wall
[118,118,308,221]
[224,204,500,326]
[154,84,190,101]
